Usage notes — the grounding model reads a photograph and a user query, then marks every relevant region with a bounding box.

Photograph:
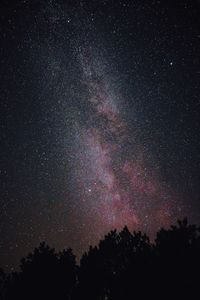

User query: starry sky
[1,0,200,271]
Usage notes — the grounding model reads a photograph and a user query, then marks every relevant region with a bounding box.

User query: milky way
[1,0,200,270]
[69,47,185,248]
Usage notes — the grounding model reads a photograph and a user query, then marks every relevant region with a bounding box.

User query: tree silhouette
[0,268,6,299]
[1,219,200,300]
[74,227,152,300]
[154,218,200,299]
[5,242,77,300]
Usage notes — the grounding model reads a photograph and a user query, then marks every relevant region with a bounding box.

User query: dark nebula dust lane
[0,0,200,270]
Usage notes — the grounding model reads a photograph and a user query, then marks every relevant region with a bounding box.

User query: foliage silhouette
[1,218,200,300]
[4,242,76,300]
[0,268,6,299]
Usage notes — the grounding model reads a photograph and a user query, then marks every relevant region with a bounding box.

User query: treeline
[0,218,200,300]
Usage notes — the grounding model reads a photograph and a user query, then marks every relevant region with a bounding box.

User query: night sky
[1,0,200,271]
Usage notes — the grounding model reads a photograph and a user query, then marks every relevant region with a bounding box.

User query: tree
[154,218,200,299]
[0,268,6,300]
[2,218,200,300]
[6,242,77,300]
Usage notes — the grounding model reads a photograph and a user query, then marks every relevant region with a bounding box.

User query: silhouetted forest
[0,218,199,300]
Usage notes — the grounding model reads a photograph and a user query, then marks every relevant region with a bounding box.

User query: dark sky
[1,0,200,271]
